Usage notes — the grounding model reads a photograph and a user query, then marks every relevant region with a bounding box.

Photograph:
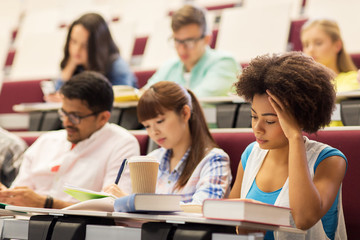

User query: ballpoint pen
[115,159,127,184]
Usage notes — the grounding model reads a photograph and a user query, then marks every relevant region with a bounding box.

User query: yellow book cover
[113,86,140,102]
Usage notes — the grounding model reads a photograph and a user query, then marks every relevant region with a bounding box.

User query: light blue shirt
[145,47,240,97]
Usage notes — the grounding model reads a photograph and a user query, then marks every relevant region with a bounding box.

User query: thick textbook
[114,194,181,213]
[202,199,291,226]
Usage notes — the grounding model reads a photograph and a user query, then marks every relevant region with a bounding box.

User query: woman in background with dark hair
[45,13,137,102]
[105,81,231,205]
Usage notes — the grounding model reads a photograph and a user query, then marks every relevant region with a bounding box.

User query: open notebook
[63,185,115,201]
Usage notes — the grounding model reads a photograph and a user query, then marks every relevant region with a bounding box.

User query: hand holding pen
[103,159,128,198]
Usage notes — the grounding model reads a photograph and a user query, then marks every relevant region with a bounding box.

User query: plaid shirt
[148,147,232,205]
[0,128,27,187]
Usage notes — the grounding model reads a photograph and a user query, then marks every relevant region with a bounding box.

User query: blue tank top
[241,142,346,240]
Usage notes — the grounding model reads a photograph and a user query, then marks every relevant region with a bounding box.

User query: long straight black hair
[60,13,119,75]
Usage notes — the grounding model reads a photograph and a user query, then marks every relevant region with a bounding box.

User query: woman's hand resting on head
[266,90,302,140]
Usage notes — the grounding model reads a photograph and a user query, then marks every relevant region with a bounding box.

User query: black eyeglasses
[58,108,99,125]
[169,34,205,49]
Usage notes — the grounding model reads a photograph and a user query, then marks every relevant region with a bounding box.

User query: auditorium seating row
[3,0,360,82]
[1,0,360,129]
[0,72,154,118]
[15,126,360,239]
[0,0,243,77]
[1,73,359,132]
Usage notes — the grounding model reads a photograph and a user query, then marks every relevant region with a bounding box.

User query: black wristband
[44,195,53,208]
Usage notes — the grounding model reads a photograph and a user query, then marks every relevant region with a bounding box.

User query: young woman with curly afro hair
[230,52,347,240]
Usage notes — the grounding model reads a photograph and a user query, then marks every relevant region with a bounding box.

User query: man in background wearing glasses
[0,71,139,208]
[144,4,240,98]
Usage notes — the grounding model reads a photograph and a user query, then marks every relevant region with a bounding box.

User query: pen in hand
[115,159,127,185]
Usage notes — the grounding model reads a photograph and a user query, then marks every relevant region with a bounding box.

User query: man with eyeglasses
[0,71,139,208]
[144,4,240,98]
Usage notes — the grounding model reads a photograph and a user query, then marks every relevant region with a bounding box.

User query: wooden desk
[12,102,62,113]
[114,96,245,107]
[113,96,248,128]
[13,96,248,130]
[336,90,360,125]
[0,218,263,240]
[112,211,302,235]
[336,89,360,100]
[12,102,140,131]
[1,205,305,240]
[199,96,245,104]
[12,102,62,131]
[199,96,249,128]
[12,95,245,113]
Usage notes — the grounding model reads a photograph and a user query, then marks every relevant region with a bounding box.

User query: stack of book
[202,199,291,226]
[63,185,181,213]
[113,86,140,102]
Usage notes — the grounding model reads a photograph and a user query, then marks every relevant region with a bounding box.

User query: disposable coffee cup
[128,156,159,193]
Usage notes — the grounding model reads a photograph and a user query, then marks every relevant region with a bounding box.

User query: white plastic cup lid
[128,156,159,163]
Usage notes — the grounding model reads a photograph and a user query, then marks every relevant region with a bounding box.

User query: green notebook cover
[63,186,114,202]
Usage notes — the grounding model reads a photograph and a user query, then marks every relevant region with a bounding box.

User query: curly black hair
[235,51,336,133]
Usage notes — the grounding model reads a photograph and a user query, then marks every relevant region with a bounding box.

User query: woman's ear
[182,105,191,122]
[334,39,343,53]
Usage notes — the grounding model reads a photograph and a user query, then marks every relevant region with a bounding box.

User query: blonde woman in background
[301,18,358,93]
